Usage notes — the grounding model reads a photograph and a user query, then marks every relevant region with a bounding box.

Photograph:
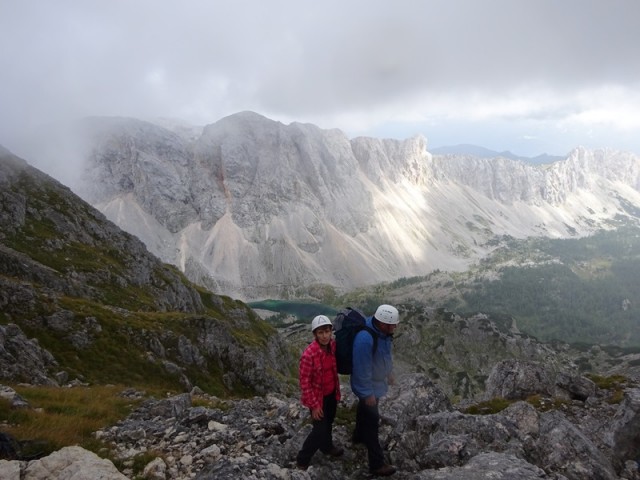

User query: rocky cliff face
[22,112,640,300]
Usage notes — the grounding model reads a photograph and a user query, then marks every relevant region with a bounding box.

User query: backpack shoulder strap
[361,325,379,355]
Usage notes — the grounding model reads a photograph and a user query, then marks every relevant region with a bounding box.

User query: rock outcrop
[484,359,557,400]
[608,388,640,472]
[1,445,128,480]
[0,323,59,385]
[391,308,585,400]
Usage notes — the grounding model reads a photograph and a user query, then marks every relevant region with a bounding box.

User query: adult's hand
[311,407,324,420]
[364,395,377,406]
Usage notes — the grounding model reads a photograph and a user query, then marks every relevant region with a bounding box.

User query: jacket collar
[368,317,388,338]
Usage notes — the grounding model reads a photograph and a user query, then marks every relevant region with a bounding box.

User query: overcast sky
[2,0,640,157]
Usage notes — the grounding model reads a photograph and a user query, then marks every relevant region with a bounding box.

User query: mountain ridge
[19,112,640,300]
[429,143,565,164]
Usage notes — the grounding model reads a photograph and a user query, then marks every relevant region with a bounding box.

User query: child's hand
[311,407,324,420]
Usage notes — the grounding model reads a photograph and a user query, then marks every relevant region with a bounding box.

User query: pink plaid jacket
[299,339,341,409]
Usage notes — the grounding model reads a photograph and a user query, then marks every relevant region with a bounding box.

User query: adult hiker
[350,304,399,476]
[295,315,344,470]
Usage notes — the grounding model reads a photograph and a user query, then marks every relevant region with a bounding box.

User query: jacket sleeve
[330,339,341,401]
[350,330,374,399]
[299,347,321,409]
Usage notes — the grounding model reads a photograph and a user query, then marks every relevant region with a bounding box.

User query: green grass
[586,373,629,390]
[0,384,144,459]
[462,395,573,415]
[0,384,177,478]
[586,374,631,404]
[334,402,357,427]
[525,394,570,412]
[8,293,284,396]
[462,397,513,415]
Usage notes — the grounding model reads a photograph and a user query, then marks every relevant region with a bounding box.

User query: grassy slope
[0,153,296,395]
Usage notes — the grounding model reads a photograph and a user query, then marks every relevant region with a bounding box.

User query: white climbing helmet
[311,315,332,332]
[374,304,399,325]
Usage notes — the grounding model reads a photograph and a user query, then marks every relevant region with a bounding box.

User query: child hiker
[295,315,344,470]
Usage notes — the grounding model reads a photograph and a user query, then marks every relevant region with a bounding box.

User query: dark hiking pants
[353,398,385,470]
[296,393,337,466]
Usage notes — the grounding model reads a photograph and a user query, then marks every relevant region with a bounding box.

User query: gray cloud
[1,0,640,157]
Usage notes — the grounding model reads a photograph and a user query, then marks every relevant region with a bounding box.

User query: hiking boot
[323,446,344,457]
[370,464,396,476]
[296,463,309,470]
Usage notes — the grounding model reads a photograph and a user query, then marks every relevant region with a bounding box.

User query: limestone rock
[412,452,550,480]
[19,446,128,480]
[537,410,617,480]
[555,371,596,401]
[484,360,555,400]
[0,324,58,386]
[607,388,640,471]
[0,459,21,479]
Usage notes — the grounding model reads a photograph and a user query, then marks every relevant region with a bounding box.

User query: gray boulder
[0,323,58,385]
[1,446,128,480]
[484,359,555,400]
[536,410,617,480]
[0,385,30,409]
[555,371,596,401]
[411,452,555,479]
[607,388,640,471]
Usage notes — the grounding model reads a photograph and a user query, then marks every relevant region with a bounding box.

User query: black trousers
[353,399,385,470]
[296,393,337,466]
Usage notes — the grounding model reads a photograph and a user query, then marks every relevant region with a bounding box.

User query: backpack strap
[358,325,379,356]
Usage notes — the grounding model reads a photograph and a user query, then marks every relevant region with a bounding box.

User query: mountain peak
[15,114,640,300]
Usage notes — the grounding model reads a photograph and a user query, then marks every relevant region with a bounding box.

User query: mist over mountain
[19,111,640,301]
[429,144,565,165]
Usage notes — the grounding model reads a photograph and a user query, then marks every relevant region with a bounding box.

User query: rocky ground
[2,361,639,480]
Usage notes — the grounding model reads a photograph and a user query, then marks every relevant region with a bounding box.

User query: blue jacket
[350,316,394,399]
